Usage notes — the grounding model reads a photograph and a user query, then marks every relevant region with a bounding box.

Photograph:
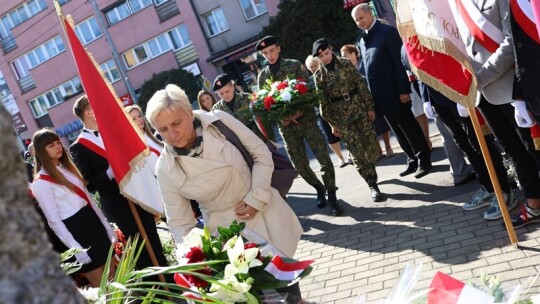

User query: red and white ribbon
[264,256,313,281]
[427,272,494,304]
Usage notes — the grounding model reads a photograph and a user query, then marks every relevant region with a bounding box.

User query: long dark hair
[32,128,85,192]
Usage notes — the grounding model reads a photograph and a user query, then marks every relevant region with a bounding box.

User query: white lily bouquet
[174,221,313,303]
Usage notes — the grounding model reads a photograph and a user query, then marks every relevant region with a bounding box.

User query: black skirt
[62,204,111,273]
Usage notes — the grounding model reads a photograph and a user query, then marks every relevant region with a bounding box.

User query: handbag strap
[211,120,254,170]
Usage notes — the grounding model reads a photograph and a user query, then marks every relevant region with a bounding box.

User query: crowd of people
[19,1,540,301]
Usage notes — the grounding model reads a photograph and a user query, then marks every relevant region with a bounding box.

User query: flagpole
[466,102,519,247]
[127,200,167,284]
[52,0,169,282]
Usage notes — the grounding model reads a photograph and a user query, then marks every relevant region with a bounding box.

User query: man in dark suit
[351,3,432,178]
[69,96,169,271]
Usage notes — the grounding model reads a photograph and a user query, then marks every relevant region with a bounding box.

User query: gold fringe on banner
[534,138,540,150]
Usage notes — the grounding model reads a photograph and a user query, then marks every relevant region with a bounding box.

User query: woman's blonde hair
[145,84,192,128]
[32,128,85,191]
[197,90,217,111]
[125,104,163,147]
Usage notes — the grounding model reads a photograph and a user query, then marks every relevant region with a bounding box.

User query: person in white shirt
[31,128,116,287]
[125,104,164,172]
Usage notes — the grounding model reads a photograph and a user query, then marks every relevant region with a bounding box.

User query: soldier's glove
[423,102,435,119]
[512,100,534,128]
[456,103,469,118]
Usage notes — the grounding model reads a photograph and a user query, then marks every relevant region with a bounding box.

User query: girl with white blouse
[31,128,116,287]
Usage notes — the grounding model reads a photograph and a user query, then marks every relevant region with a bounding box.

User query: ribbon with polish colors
[427,272,494,304]
[264,255,314,281]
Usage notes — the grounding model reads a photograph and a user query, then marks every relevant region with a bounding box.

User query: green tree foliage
[260,0,360,62]
[138,68,202,111]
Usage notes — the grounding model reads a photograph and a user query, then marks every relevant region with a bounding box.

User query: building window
[122,24,191,69]
[0,0,47,36]
[153,0,169,6]
[75,17,102,45]
[239,0,267,20]
[203,8,228,37]
[104,0,152,25]
[128,0,152,13]
[11,36,65,80]
[100,59,121,83]
[29,77,83,118]
[58,0,71,5]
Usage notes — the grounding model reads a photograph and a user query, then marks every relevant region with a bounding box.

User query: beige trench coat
[156,110,302,257]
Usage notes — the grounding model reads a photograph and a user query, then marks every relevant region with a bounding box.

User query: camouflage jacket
[313,56,375,126]
[257,58,310,89]
[213,92,274,141]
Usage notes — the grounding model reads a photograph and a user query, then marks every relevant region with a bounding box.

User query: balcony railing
[1,34,18,54]
[18,75,36,93]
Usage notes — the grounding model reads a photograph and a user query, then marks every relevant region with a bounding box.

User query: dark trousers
[384,109,431,168]
[478,97,540,198]
[431,101,510,193]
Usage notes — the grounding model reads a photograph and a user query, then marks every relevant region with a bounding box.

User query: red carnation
[186,268,213,288]
[185,247,205,263]
[276,81,288,90]
[264,96,276,110]
[296,83,308,94]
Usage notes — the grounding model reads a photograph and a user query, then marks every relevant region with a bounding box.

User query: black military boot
[314,184,327,208]
[369,183,384,202]
[327,189,343,216]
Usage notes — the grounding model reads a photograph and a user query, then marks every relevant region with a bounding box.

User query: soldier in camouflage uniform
[256,35,342,216]
[312,38,383,202]
[212,74,275,142]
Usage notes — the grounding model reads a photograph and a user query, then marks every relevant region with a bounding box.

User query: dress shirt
[32,165,110,249]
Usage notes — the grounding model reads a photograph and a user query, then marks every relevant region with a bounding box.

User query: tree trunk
[0,104,84,303]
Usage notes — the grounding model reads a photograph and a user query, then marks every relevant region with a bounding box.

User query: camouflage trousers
[330,113,378,185]
[278,110,336,190]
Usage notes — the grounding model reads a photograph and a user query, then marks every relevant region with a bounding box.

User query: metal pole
[88,0,139,104]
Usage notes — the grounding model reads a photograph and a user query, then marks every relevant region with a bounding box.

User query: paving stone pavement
[293,193,540,303]
[286,132,540,303]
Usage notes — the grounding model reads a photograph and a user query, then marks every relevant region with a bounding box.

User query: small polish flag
[428,272,494,304]
[264,256,314,281]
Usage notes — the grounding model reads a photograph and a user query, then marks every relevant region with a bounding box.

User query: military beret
[256,35,278,51]
[312,38,330,56]
[212,74,232,91]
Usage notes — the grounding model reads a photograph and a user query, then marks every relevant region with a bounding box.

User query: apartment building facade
[0,0,279,144]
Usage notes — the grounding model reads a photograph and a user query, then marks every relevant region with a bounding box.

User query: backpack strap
[211,120,254,169]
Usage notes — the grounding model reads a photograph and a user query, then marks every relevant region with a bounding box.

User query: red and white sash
[454,0,504,53]
[35,174,92,208]
[511,0,540,44]
[74,131,108,160]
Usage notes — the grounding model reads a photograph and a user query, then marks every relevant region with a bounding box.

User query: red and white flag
[264,256,313,281]
[395,0,476,106]
[428,272,494,304]
[55,7,163,215]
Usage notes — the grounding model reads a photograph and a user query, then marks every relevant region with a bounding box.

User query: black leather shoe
[315,186,327,208]
[369,185,384,202]
[414,164,432,179]
[399,165,417,177]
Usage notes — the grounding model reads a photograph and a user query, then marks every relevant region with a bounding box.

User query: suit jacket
[358,20,411,115]
[156,110,302,257]
[69,134,130,220]
[510,8,540,115]
[464,0,515,105]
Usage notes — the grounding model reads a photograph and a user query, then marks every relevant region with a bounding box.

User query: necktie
[93,130,99,137]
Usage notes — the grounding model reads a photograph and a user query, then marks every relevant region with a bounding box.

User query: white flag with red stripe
[396,0,476,106]
[428,272,494,304]
[264,256,314,281]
